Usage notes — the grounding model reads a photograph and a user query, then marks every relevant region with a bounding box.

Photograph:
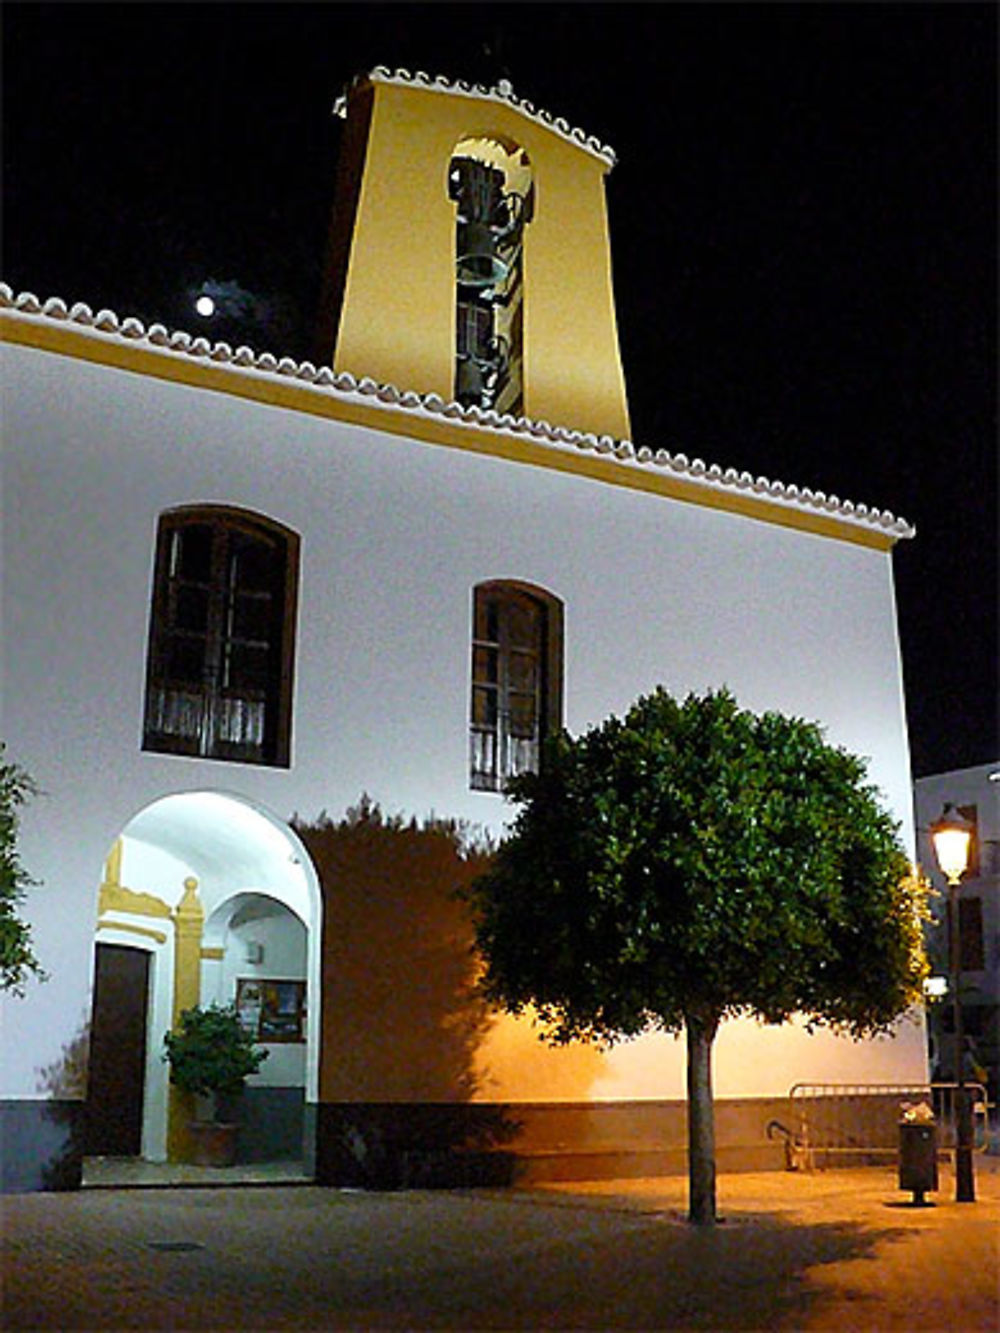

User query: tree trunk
[685,1012,719,1225]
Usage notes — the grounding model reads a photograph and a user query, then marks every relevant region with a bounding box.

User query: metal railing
[787,1082,990,1170]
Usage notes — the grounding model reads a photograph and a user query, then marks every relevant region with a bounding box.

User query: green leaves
[163,1003,268,1098]
[466,686,927,1045]
[0,744,46,995]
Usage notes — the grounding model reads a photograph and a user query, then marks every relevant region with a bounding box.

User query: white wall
[472,1007,927,1103]
[1,341,922,1100]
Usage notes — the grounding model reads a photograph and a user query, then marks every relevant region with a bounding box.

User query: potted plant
[163,1002,268,1166]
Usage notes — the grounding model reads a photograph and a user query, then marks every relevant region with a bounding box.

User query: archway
[201,892,309,1162]
[450,133,533,415]
[86,790,322,1170]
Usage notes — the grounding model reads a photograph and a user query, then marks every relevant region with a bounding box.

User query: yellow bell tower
[319,70,631,444]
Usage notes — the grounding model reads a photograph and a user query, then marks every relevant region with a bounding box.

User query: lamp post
[929,803,975,1203]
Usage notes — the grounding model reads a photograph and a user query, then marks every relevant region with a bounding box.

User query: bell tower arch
[318,71,631,443]
[449,133,533,416]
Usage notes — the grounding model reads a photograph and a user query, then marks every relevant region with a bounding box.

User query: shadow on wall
[295,797,518,1187]
[26,1019,91,1190]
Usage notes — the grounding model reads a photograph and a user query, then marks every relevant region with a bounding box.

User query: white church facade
[1,69,926,1190]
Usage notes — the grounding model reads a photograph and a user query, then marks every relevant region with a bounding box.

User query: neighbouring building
[1,68,928,1192]
[914,764,1000,1104]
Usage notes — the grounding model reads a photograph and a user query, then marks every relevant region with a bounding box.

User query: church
[1,68,925,1191]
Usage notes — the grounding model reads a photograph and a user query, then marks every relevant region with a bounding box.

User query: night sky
[4,3,996,778]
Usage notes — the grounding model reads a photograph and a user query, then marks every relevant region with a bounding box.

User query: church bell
[450,156,523,292]
[456,220,509,289]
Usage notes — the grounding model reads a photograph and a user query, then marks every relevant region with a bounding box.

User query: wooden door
[85,944,150,1156]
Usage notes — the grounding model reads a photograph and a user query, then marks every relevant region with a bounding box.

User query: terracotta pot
[188,1121,239,1167]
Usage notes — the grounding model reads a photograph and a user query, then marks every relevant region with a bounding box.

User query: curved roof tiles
[333,68,617,167]
[0,284,915,543]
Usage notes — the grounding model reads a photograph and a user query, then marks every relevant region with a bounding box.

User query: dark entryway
[85,943,150,1156]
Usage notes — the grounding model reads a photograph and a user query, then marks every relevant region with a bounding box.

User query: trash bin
[898,1119,938,1204]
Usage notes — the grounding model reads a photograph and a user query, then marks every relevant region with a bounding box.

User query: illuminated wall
[1,328,923,1186]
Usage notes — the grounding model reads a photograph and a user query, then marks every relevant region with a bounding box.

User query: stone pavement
[2,1160,997,1331]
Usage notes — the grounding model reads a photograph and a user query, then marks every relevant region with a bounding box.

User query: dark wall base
[315,1102,520,1188]
[1,1100,85,1192]
[1,1095,793,1192]
[314,1097,793,1189]
[236,1086,306,1163]
[303,1100,318,1177]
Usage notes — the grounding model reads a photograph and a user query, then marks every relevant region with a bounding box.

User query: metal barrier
[787,1082,990,1170]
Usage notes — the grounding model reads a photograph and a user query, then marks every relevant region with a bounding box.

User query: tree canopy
[466,687,929,1221]
[0,745,45,995]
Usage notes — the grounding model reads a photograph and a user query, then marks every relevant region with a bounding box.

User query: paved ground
[2,1160,997,1331]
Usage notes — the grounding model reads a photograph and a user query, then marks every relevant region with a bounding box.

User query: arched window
[470,581,563,791]
[449,136,533,417]
[143,506,299,767]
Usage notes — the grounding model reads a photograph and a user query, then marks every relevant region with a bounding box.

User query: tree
[466,688,929,1224]
[0,745,46,995]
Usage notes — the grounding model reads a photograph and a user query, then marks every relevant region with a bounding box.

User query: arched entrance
[201,892,309,1162]
[85,791,321,1171]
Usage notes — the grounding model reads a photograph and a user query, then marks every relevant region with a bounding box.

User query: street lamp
[929,802,976,1203]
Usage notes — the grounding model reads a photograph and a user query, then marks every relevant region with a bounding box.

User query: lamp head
[930,803,974,885]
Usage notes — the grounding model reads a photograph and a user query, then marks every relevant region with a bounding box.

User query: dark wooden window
[957,804,980,878]
[470,582,563,791]
[958,897,985,972]
[143,507,298,766]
